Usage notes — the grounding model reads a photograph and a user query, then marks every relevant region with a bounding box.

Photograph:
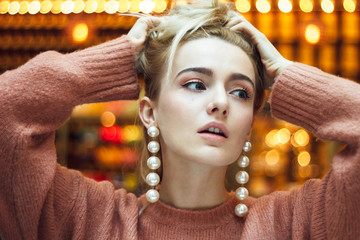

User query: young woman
[1,0,359,239]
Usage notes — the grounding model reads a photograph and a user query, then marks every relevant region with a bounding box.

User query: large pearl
[236,171,249,184]
[146,172,160,186]
[243,141,252,152]
[146,189,160,203]
[147,141,160,153]
[238,155,250,168]
[147,156,161,170]
[236,187,249,200]
[235,203,248,217]
[147,126,159,138]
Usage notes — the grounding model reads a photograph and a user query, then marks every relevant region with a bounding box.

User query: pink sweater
[1,36,359,239]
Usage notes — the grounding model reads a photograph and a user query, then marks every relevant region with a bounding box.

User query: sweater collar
[139,192,244,228]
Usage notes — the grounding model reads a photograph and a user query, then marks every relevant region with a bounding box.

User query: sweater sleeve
[270,62,360,238]
[0,36,140,239]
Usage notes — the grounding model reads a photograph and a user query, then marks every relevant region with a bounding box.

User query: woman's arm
[228,15,360,238]
[0,35,140,239]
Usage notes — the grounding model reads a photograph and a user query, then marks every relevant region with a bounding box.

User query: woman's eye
[183,81,206,91]
[232,89,250,99]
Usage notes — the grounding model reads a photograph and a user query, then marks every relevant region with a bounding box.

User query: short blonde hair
[136,0,265,184]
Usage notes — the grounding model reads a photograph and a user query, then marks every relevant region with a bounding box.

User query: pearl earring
[145,126,161,203]
[235,141,251,217]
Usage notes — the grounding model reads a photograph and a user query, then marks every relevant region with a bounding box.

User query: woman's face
[153,37,256,167]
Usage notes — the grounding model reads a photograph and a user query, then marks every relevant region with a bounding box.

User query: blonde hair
[136,0,265,184]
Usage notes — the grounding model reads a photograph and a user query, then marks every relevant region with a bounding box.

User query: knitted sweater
[1,35,359,240]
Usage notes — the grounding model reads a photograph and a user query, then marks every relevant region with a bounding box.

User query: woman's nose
[206,89,229,117]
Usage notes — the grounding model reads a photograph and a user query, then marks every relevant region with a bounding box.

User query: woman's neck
[159,157,230,210]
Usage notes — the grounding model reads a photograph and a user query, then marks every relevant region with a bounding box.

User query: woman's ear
[139,96,156,129]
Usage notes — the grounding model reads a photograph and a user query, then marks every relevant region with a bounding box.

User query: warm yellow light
[40,0,51,13]
[84,0,97,13]
[101,111,116,127]
[73,0,84,13]
[297,151,311,166]
[256,0,271,13]
[118,0,130,12]
[321,0,334,13]
[73,23,89,42]
[139,0,155,13]
[51,0,62,14]
[154,0,166,12]
[265,129,278,147]
[235,0,251,12]
[29,1,40,14]
[105,0,118,13]
[61,0,74,14]
[294,129,310,146]
[277,128,291,144]
[278,0,292,12]
[19,1,29,14]
[0,1,10,14]
[265,150,280,166]
[176,0,188,5]
[95,0,105,12]
[9,1,20,15]
[299,0,313,12]
[123,125,142,142]
[343,0,356,12]
[305,24,320,44]
[129,0,141,12]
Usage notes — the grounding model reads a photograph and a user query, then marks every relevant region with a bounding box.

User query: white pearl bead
[236,171,249,184]
[146,189,160,203]
[147,126,159,138]
[235,203,248,217]
[146,172,160,186]
[147,156,161,170]
[243,141,252,152]
[236,187,249,200]
[238,155,250,168]
[147,141,160,153]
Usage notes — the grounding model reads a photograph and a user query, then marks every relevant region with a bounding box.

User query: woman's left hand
[226,14,293,88]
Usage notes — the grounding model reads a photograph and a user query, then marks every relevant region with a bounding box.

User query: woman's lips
[198,132,227,142]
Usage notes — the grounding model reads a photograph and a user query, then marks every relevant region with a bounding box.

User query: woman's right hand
[128,16,162,55]
[226,14,292,88]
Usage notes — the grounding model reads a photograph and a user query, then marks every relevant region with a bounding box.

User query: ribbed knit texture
[1,37,359,240]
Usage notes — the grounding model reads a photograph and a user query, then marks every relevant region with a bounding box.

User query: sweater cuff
[270,63,335,133]
[69,35,140,104]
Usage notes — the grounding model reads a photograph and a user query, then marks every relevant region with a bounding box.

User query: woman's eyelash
[182,81,206,91]
[231,88,251,99]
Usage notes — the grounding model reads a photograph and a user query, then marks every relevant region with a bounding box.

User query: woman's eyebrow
[176,67,213,78]
[229,73,255,88]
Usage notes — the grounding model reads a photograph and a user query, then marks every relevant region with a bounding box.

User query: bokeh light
[9,1,20,15]
[300,0,313,12]
[19,1,29,14]
[305,24,321,44]
[321,0,334,13]
[84,0,97,13]
[101,111,116,127]
[235,0,251,13]
[129,0,141,12]
[256,0,271,13]
[29,1,41,14]
[294,129,310,146]
[154,0,167,12]
[51,0,63,14]
[265,150,280,166]
[61,0,75,14]
[140,0,155,13]
[0,1,10,14]
[277,128,291,144]
[118,0,130,12]
[40,0,52,14]
[73,0,85,13]
[72,23,89,42]
[265,129,279,147]
[105,0,119,14]
[95,0,106,13]
[278,0,292,13]
[343,0,356,12]
[297,151,311,166]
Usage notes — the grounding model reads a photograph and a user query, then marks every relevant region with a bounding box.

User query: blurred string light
[256,0,271,13]
[29,1,41,14]
[62,0,75,14]
[101,111,116,127]
[278,0,292,13]
[299,0,313,12]
[235,0,251,13]
[343,0,356,12]
[305,24,321,44]
[118,0,130,12]
[297,151,311,166]
[139,0,155,13]
[72,22,89,42]
[321,0,334,13]
[40,0,52,13]
[19,1,29,14]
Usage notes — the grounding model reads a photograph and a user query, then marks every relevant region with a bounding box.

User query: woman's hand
[128,16,162,55]
[226,14,292,88]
